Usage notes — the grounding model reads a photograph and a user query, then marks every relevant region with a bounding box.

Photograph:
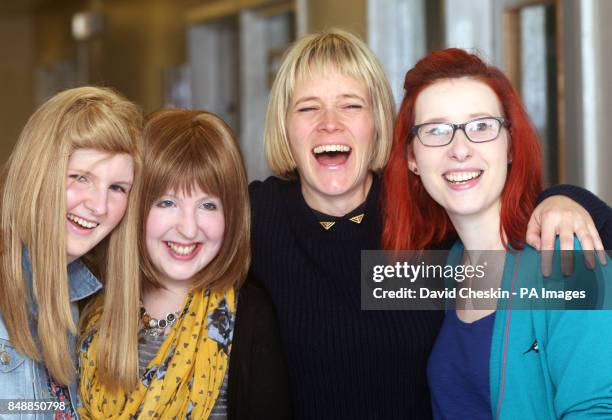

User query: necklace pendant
[140,303,180,337]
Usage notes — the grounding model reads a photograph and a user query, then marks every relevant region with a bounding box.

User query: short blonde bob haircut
[1,86,142,387]
[139,109,251,293]
[265,28,396,176]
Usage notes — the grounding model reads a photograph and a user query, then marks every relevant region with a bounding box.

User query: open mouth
[165,241,201,258]
[312,144,351,166]
[443,170,484,184]
[67,213,100,230]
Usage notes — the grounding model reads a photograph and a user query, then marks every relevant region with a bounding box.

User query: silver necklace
[140,305,179,337]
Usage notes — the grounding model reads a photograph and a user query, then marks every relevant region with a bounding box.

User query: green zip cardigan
[449,239,612,419]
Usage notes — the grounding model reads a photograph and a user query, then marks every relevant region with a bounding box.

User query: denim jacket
[0,251,102,419]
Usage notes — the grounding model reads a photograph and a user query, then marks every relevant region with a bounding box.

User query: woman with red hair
[382,48,612,419]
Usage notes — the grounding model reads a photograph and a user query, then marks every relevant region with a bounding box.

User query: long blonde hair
[0,86,142,387]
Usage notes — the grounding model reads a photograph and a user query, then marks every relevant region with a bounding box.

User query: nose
[447,129,473,162]
[84,186,108,216]
[176,209,198,240]
[317,107,342,132]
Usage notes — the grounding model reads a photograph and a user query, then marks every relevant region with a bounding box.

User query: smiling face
[409,78,510,224]
[286,70,376,215]
[145,187,225,289]
[66,148,134,263]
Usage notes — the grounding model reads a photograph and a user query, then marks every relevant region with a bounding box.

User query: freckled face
[286,70,376,211]
[66,148,134,263]
[145,187,225,288]
[409,78,510,222]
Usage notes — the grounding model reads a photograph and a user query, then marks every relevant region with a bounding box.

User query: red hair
[382,48,543,250]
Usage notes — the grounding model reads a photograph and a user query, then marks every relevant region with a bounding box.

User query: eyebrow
[339,93,366,101]
[198,196,219,203]
[112,180,133,186]
[161,192,217,201]
[68,168,95,178]
[419,112,496,124]
[68,168,132,185]
[293,93,367,106]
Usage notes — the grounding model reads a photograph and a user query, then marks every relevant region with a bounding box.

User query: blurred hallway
[1,0,610,202]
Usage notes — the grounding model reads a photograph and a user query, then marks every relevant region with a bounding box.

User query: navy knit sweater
[250,176,443,420]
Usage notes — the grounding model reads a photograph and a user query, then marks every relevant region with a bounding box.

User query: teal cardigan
[460,239,612,419]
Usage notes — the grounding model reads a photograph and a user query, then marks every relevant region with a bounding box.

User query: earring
[410,165,420,175]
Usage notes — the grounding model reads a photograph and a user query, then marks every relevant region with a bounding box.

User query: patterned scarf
[79,288,235,419]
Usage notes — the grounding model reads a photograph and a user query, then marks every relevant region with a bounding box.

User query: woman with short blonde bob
[265,30,395,179]
[0,86,142,417]
[79,109,251,419]
[251,28,611,418]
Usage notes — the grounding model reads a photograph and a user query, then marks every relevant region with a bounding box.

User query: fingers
[570,211,606,268]
[578,235,596,270]
[531,195,609,277]
[558,211,576,276]
[526,215,542,250]
[539,212,558,277]
[573,222,596,269]
[587,222,607,266]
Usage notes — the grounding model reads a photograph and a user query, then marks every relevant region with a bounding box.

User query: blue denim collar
[66,258,103,302]
[22,248,103,316]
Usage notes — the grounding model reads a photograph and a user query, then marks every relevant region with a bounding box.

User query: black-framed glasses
[411,117,510,147]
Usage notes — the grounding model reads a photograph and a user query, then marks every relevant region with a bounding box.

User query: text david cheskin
[371,261,486,283]
[368,261,588,305]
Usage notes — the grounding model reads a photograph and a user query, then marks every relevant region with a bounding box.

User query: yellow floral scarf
[79,288,235,419]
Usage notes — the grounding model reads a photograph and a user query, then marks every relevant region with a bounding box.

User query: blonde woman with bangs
[78,109,289,419]
[0,86,142,418]
[249,28,611,418]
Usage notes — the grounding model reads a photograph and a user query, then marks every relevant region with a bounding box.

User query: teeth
[313,144,351,154]
[166,242,197,255]
[443,171,482,183]
[67,213,99,229]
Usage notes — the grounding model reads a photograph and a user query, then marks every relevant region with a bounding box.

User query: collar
[311,201,367,230]
[22,247,103,316]
[66,258,103,302]
[285,174,381,239]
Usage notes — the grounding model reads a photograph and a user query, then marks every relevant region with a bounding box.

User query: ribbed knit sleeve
[537,184,612,249]
[249,176,443,420]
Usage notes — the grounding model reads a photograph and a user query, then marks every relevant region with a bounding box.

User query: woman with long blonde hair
[0,86,142,418]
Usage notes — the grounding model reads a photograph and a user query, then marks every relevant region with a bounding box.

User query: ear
[406,143,420,175]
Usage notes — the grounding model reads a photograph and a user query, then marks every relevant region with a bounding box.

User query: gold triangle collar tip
[349,213,364,224]
[319,221,336,230]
